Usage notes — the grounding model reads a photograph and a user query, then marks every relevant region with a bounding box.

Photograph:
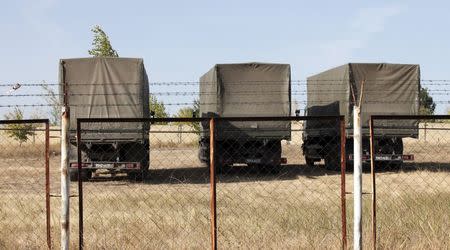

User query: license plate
[375,155,401,161]
[95,163,113,169]
[246,159,261,164]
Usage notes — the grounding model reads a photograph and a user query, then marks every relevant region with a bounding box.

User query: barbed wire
[1,79,449,110]
[2,79,450,87]
[4,89,450,98]
[2,100,450,109]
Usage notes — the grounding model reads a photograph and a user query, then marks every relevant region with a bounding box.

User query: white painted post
[353,106,362,250]
[61,107,70,250]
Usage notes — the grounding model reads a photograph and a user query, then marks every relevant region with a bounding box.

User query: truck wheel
[305,157,315,167]
[216,164,230,175]
[125,142,149,181]
[69,170,92,182]
[69,171,78,182]
[324,152,340,171]
[391,138,404,169]
[324,140,341,171]
[383,160,402,170]
[261,140,282,174]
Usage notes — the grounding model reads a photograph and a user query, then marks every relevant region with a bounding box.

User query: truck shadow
[372,162,450,174]
[89,164,340,184]
[88,162,450,184]
[148,164,339,185]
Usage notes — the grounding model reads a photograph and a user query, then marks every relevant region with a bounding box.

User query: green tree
[88,25,119,57]
[176,99,200,118]
[419,87,436,115]
[176,107,196,118]
[149,94,168,118]
[3,107,35,146]
[41,81,60,125]
[174,101,201,132]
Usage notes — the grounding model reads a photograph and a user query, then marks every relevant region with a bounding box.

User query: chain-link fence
[0,119,51,248]
[75,116,347,249]
[213,116,347,249]
[75,118,211,249]
[3,115,450,249]
[369,115,450,249]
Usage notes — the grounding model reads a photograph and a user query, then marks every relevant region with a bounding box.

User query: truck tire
[216,164,230,175]
[324,143,340,171]
[305,157,315,167]
[388,138,404,169]
[69,171,78,182]
[260,140,282,174]
[126,142,149,181]
[69,170,92,182]
[127,162,148,181]
[127,160,149,181]
[324,155,340,171]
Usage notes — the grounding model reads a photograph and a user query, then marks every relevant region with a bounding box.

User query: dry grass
[0,124,449,249]
[1,153,449,249]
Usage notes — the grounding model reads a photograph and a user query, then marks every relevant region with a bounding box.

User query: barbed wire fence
[0,79,449,249]
[1,79,450,108]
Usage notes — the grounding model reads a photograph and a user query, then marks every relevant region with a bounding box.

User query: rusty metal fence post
[369,117,376,250]
[45,121,51,249]
[340,117,347,249]
[77,119,84,250]
[209,118,217,250]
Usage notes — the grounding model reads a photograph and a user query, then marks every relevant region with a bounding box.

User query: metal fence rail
[0,119,51,248]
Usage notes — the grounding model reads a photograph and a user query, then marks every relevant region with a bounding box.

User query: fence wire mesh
[369,116,450,249]
[0,120,51,248]
[3,115,450,249]
[211,117,346,249]
[74,117,347,249]
[76,118,210,249]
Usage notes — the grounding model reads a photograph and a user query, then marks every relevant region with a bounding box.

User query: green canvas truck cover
[305,63,420,137]
[199,63,291,139]
[59,57,149,141]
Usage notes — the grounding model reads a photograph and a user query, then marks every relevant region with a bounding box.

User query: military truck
[60,57,150,180]
[198,63,291,172]
[302,63,419,170]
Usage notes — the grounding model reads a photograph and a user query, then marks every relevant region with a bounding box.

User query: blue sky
[1,0,450,116]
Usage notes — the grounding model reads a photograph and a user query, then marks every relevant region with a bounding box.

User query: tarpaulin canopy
[305,63,420,137]
[59,57,149,141]
[199,63,291,139]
